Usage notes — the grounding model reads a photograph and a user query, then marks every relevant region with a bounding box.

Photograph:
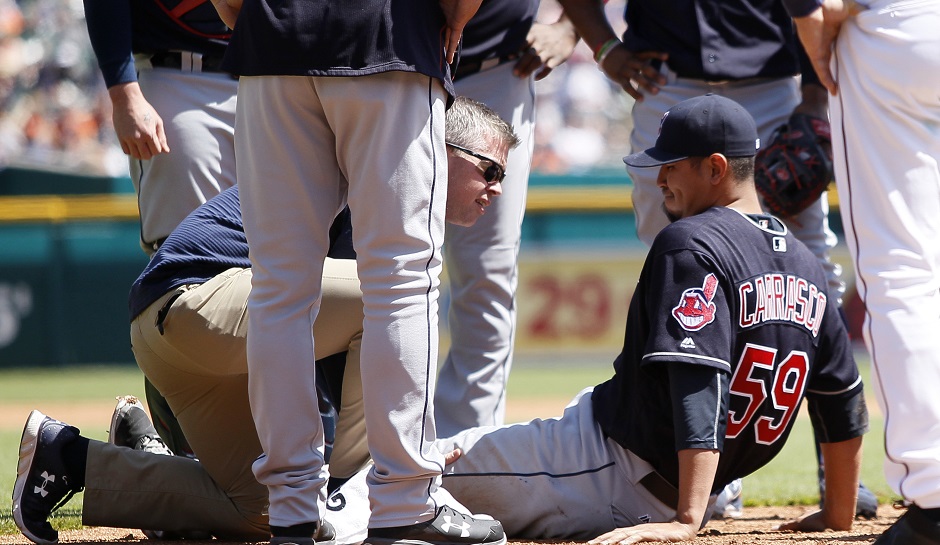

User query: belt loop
[180,51,192,72]
[179,51,205,73]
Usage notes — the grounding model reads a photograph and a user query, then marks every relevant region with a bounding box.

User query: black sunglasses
[447,143,506,184]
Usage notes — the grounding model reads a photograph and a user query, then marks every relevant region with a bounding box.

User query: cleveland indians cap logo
[672,273,719,331]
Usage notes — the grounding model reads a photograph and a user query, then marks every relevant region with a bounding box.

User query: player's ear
[708,153,729,185]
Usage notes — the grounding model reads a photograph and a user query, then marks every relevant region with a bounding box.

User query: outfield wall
[0,167,850,367]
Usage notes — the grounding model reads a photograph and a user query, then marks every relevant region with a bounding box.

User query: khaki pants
[83,259,369,537]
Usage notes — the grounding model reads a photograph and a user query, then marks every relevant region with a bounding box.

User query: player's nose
[488,181,503,197]
[656,167,668,188]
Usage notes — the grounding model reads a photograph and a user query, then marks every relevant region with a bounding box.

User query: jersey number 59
[725,343,809,445]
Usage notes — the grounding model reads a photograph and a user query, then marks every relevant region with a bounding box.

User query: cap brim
[623,146,688,168]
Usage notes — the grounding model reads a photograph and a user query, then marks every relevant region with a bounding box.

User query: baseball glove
[754,112,833,218]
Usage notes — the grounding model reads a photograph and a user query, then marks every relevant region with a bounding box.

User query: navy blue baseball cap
[623,93,760,168]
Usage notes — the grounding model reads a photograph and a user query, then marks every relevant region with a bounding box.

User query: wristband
[594,38,621,65]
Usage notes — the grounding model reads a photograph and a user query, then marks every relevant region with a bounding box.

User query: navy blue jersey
[592,207,867,493]
[459,0,538,65]
[622,0,802,81]
[84,0,230,87]
[129,186,354,320]
[221,0,453,95]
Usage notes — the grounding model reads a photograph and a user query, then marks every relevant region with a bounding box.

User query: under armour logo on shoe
[440,516,471,537]
[34,471,55,497]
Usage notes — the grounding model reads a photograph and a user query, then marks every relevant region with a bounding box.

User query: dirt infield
[0,505,906,545]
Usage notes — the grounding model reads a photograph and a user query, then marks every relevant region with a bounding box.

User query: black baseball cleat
[109,395,173,456]
[110,395,213,540]
[366,505,506,545]
[12,410,83,544]
[873,505,940,544]
[270,520,337,545]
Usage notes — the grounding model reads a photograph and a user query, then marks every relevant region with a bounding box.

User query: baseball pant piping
[830,0,940,509]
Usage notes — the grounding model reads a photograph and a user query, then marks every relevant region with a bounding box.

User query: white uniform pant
[131,63,237,253]
[236,72,450,528]
[436,62,536,434]
[628,68,844,300]
[327,389,679,544]
[830,0,940,509]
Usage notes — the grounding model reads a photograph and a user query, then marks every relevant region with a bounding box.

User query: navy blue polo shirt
[129,186,355,321]
[84,0,230,88]
[221,0,453,96]
[622,0,814,82]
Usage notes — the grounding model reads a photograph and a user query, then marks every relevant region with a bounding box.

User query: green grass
[1,365,148,536]
[0,359,897,537]
[0,365,147,403]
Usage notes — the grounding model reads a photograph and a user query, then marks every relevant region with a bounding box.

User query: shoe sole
[109,396,190,541]
[12,410,56,544]
[109,395,141,446]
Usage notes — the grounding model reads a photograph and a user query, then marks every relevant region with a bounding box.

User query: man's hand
[108,82,169,160]
[443,448,462,466]
[778,509,830,532]
[513,18,579,81]
[439,0,483,63]
[588,521,697,544]
[211,0,242,29]
[588,450,717,543]
[598,47,668,101]
[780,437,862,532]
[792,0,853,95]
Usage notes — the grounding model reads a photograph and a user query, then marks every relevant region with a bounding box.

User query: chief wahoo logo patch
[672,273,718,331]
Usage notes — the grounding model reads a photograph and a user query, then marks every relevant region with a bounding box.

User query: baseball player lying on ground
[322,94,869,545]
[11,96,520,545]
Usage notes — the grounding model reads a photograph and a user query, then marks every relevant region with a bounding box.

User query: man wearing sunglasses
[318,94,868,545]
[12,97,520,545]
[446,143,508,226]
[434,0,581,448]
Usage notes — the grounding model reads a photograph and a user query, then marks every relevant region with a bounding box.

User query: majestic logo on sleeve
[672,274,719,331]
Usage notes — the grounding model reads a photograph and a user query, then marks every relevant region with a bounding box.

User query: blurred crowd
[0,0,126,176]
[0,0,632,177]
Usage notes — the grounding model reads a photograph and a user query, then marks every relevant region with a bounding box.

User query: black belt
[454,54,519,80]
[155,289,186,335]
[639,472,679,510]
[149,51,229,74]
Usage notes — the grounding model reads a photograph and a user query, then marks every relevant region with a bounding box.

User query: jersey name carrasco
[592,207,865,492]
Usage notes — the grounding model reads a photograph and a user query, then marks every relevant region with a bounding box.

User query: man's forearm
[212,0,242,29]
[554,0,617,55]
[676,449,720,528]
[820,436,863,529]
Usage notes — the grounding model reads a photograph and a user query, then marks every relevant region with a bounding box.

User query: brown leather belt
[453,54,519,80]
[639,471,679,510]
